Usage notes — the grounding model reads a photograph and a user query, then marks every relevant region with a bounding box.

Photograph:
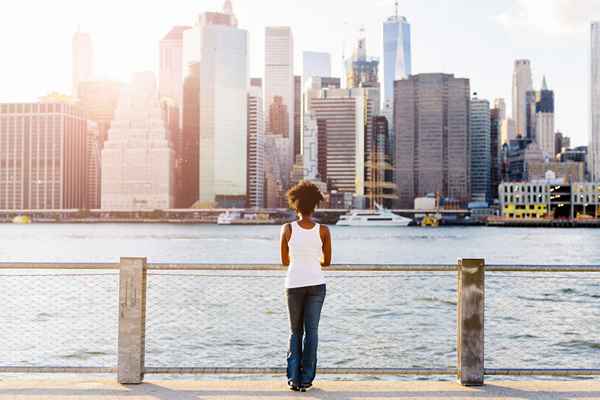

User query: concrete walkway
[1,380,600,399]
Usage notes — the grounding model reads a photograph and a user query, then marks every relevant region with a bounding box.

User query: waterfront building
[512,59,533,138]
[101,72,174,210]
[491,107,502,201]
[294,75,302,158]
[0,102,88,209]
[72,29,94,98]
[247,84,265,208]
[394,73,471,207]
[499,178,600,219]
[590,22,600,182]
[302,51,332,87]
[178,63,200,208]
[159,26,191,107]
[470,97,492,203]
[265,26,294,186]
[182,1,248,207]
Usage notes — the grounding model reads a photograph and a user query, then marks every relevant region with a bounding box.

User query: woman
[280,180,332,392]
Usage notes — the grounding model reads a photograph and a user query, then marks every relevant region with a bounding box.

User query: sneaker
[300,383,313,392]
[288,382,301,392]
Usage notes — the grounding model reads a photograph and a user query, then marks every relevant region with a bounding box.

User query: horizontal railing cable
[0,262,599,272]
[144,367,458,376]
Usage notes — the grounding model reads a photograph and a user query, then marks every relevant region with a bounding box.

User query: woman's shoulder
[319,224,330,235]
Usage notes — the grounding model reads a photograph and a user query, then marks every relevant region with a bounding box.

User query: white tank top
[285,221,326,289]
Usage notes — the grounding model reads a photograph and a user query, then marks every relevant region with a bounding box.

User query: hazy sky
[1,0,599,146]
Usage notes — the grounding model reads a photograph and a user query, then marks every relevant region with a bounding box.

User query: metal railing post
[456,258,485,386]
[117,257,147,384]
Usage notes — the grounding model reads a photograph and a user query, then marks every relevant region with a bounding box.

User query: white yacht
[336,205,412,227]
[217,210,242,225]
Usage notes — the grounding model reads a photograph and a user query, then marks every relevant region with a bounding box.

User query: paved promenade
[1,380,600,399]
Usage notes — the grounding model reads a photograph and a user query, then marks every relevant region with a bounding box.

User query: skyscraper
[395,73,471,207]
[247,83,265,208]
[178,63,200,208]
[182,1,248,207]
[72,30,94,99]
[590,22,600,182]
[493,98,506,120]
[535,76,555,158]
[294,75,302,158]
[159,26,191,107]
[470,97,491,203]
[302,52,332,87]
[490,107,502,200]
[0,102,88,209]
[383,3,411,104]
[87,121,102,209]
[265,26,294,185]
[512,59,533,138]
[311,92,365,195]
[101,72,174,210]
[345,30,379,89]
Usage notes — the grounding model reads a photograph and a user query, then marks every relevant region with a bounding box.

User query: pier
[2,379,600,399]
[1,259,599,398]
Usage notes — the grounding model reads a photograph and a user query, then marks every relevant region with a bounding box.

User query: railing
[1,259,599,386]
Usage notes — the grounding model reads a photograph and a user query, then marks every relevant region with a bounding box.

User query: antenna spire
[395,0,399,18]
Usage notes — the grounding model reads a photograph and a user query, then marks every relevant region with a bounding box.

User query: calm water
[1,224,599,380]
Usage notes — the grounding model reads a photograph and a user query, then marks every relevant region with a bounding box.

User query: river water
[1,224,599,380]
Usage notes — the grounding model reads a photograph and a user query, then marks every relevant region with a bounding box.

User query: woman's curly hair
[286,181,324,215]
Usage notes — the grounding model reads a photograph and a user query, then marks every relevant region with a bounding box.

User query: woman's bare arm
[280,223,291,266]
[320,225,332,267]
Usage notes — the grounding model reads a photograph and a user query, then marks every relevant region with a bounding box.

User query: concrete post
[456,258,485,386]
[118,257,147,384]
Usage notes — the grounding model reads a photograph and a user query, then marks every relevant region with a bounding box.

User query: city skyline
[1,1,598,146]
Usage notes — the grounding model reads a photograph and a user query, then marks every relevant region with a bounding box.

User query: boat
[217,211,276,225]
[336,205,412,227]
[12,215,32,224]
[420,213,441,227]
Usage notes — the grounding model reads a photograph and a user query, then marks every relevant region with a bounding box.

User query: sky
[1,0,600,146]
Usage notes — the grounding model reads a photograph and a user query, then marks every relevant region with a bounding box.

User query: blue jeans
[285,284,326,386]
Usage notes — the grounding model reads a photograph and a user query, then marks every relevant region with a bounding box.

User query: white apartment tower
[182,1,249,207]
[101,72,174,210]
[265,26,294,185]
[591,22,600,181]
[72,30,94,98]
[512,59,533,138]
